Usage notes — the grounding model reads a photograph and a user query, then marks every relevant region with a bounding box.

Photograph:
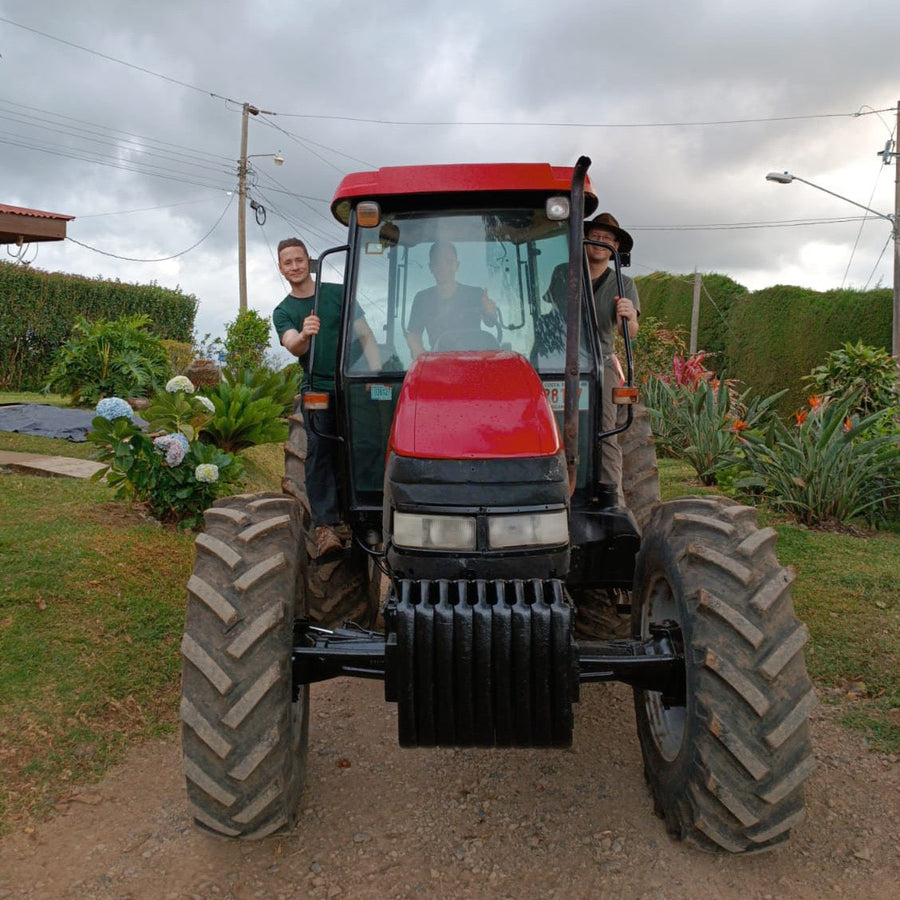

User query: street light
[765,168,900,361]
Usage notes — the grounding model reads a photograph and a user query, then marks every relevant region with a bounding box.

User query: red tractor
[180,157,815,851]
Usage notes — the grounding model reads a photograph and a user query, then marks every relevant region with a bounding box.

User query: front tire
[181,493,309,839]
[633,496,815,853]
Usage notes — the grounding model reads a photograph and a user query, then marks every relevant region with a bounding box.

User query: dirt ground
[0,678,897,900]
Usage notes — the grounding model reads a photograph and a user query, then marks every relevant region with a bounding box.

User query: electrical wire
[0,15,218,97]
[269,108,896,129]
[631,215,872,232]
[65,195,234,262]
[862,233,894,292]
[841,117,897,288]
[2,16,893,132]
[257,116,376,170]
[0,134,233,193]
[77,196,226,218]
[0,99,232,166]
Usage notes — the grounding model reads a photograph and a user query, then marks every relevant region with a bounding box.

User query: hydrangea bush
[143,377,214,441]
[87,391,243,528]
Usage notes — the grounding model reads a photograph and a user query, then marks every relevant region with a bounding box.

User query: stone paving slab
[0,450,106,479]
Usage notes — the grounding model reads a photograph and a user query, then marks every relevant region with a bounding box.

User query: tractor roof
[331,163,598,224]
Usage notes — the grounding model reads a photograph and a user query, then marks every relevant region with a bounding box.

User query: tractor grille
[386,578,577,748]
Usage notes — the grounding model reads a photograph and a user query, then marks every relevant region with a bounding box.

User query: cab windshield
[346,209,592,376]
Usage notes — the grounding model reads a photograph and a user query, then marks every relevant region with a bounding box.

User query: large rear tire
[633,496,815,853]
[283,396,377,628]
[181,492,309,839]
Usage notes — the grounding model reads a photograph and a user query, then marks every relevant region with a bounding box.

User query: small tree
[224,309,271,371]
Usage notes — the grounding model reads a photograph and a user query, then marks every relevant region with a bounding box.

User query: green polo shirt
[273,282,343,392]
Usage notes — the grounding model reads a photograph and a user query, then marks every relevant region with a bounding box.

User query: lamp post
[765,156,899,362]
[237,101,282,314]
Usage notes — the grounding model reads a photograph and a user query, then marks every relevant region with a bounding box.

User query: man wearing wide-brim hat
[584,212,640,506]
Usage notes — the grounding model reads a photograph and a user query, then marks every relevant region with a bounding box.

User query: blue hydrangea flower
[195,463,219,484]
[96,397,134,421]
[153,432,189,466]
[195,395,215,413]
[166,375,195,394]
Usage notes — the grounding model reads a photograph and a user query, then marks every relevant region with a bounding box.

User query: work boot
[315,524,343,557]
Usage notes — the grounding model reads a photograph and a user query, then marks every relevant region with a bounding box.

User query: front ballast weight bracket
[291,578,685,749]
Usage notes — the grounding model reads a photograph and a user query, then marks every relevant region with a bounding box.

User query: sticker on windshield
[370,384,393,401]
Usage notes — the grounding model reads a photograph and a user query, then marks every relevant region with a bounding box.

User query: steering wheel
[493,308,504,346]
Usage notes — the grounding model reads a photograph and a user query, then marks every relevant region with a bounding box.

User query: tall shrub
[804,340,899,418]
[224,309,271,371]
[45,314,171,404]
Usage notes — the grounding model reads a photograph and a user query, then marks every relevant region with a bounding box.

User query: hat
[584,212,634,255]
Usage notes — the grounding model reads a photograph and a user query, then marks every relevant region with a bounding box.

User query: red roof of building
[0,204,75,244]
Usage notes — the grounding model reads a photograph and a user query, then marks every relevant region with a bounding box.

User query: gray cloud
[1,0,897,345]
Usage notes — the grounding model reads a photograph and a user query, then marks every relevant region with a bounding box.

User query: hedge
[636,272,893,416]
[0,262,197,390]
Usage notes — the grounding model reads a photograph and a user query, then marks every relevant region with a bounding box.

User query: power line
[77,196,227,218]
[0,15,219,98]
[862,233,894,292]
[2,16,893,132]
[0,120,233,182]
[268,108,896,129]
[257,117,376,170]
[66,195,234,262]
[841,165,892,288]
[630,216,873,232]
[0,99,232,166]
[0,134,233,193]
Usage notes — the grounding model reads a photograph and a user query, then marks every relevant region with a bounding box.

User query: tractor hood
[388,351,562,460]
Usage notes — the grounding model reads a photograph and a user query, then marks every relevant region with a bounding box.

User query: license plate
[544,380,589,412]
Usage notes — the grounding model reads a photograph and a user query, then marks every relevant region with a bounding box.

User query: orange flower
[794,409,808,426]
[843,416,852,433]
[730,419,749,432]
[809,395,822,410]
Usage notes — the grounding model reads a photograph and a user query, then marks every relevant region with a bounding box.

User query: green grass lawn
[0,414,897,835]
[0,391,73,408]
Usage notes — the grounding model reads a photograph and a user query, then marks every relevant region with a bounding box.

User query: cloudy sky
[2,1,898,356]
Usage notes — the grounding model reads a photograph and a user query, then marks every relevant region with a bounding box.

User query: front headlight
[393,512,477,550]
[487,510,568,549]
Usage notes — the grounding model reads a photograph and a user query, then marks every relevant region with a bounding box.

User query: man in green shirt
[273,237,379,556]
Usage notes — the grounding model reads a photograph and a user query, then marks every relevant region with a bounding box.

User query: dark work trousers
[304,403,341,528]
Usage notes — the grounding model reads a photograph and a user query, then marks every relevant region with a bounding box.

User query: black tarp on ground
[0,404,102,442]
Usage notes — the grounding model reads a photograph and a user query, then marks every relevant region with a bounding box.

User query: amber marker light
[303,392,330,411]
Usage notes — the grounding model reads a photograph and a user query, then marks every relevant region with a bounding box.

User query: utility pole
[237,102,258,315]
[690,271,701,355]
[236,102,282,314]
[892,100,900,362]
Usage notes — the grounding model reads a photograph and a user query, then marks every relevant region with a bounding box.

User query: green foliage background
[636,273,893,415]
[0,262,198,391]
